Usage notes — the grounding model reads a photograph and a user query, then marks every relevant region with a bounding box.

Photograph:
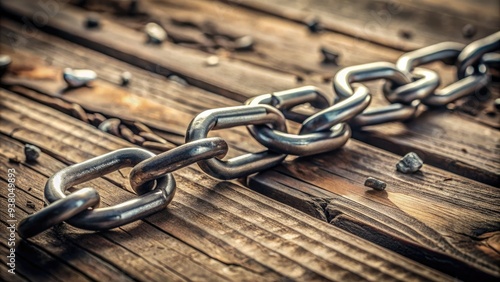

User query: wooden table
[0,0,498,281]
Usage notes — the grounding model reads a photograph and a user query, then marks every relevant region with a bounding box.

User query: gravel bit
[205,55,220,67]
[320,47,340,65]
[26,200,36,209]
[396,152,423,174]
[98,118,121,136]
[24,144,41,162]
[85,14,100,29]
[121,71,132,86]
[63,68,97,88]
[145,22,167,44]
[364,177,387,191]
[233,35,254,51]
[0,54,12,77]
[462,24,476,38]
[306,17,322,33]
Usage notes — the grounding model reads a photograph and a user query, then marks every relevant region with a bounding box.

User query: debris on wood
[85,14,100,29]
[0,54,12,77]
[26,200,36,209]
[233,35,254,51]
[494,98,500,110]
[168,74,187,86]
[120,71,132,86]
[305,17,323,33]
[145,22,167,44]
[63,68,97,88]
[398,30,413,40]
[396,152,423,174]
[205,55,219,67]
[320,46,340,65]
[462,24,476,38]
[24,144,41,162]
[364,177,386,191]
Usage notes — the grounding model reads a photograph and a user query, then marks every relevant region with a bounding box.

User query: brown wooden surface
[0,90,452,281]
[226,0,500,50]
[0,0,499,281]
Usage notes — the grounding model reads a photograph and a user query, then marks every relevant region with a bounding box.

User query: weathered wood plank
[0,89,452,281]
[2,0,299,101]
[0,21,238,117]
[0,4,498,280]
[225,0,500,50]
[71,0,403,78]
[248,140,500,279]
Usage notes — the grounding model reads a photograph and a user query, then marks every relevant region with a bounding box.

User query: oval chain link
[246,86,351,156]
[185,105,288,180]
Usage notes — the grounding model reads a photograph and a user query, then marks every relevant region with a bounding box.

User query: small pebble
[396,152,423,174]
[26,200,36,209]
[85,14,100,29]
[306,17,322,33]
[462,23,476,39]
[494,98,500,110]
[145,22,167,44]
[0,54,12,77]
[168,74,187,86]
[63,68,97,88]
[364,177,386,191]
[233,35,254,51]
[398,30,413,40]
[320,46,340,65]
[205,55,219,67]
[121,71,132,86]
[24,144,41,162]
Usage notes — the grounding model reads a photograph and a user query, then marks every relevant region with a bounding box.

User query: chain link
[21,32,500,238]
[246,86,351,156]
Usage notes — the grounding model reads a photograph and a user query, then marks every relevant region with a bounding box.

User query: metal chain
[19,31,500,238]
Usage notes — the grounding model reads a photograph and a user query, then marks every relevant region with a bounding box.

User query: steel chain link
[19,31,500,238]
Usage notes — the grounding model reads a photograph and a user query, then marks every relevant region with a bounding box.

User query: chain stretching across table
[18,31,500,238]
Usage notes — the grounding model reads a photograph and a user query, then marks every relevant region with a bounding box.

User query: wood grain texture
[248,139,500,279]
[2,0,300,102]
[225,0,500,51]
[0,89,452,281]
